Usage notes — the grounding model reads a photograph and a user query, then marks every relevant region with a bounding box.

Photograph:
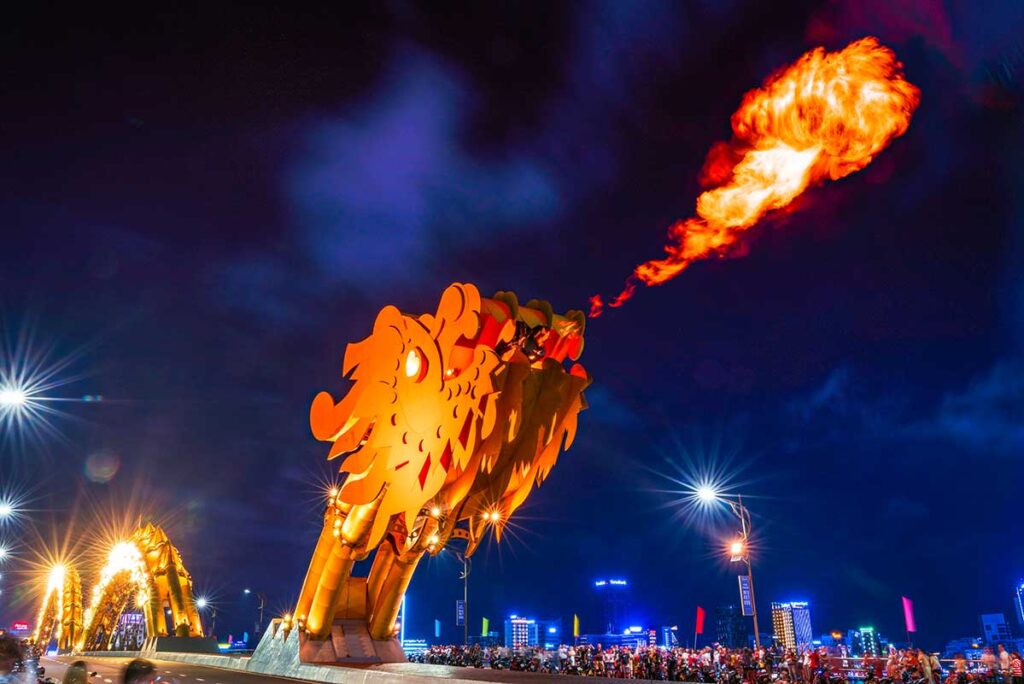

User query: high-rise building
[578,626,649,649]
[852,627,883,656]
[717,605,751,648]
[1015,580,1024,629]
[771,602,813,651]
[504,616,539,648]
[592,578,630,634]
[980,614,1012,646]
[535,618,563,649]
[943,637,984,660]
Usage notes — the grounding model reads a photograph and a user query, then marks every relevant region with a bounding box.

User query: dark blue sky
[1,1,1022,650]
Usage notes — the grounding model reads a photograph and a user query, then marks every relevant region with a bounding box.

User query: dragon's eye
[405,348,425,380]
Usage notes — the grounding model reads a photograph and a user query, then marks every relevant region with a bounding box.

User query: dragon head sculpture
[310,283,589,556]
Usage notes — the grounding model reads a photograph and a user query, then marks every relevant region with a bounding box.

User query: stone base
[141,636,222,654]
[248,618,405,675]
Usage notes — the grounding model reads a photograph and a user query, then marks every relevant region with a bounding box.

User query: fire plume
[589,37,919,317]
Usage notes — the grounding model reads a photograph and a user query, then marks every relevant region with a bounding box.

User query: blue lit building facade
[980,613,1012,646]
[593,578,630,634]
[536,618,563,649]
[505,616,539,648]
[852,627,883,656]
[771,602,813,652]
[1015,580,1024,629]
[716,605,751,648]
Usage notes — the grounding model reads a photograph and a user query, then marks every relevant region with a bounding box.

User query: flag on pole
[902,596,916,633]
[695,606,706,635]
[573,614,580,638]
[482,617,489,636]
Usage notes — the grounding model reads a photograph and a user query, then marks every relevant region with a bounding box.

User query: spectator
[0,636,22,682]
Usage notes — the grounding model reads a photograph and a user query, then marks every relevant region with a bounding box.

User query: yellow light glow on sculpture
[31,562,82,652]
[48,564,66,593]
[404,349,421,378]
[32,565,66,643]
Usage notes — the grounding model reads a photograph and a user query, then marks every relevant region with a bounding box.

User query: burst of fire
[589,37,920,317]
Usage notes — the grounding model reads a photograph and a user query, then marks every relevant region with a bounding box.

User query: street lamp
[697,486,718,504]
[696,486,762,648]
[243,589,266,635]
[196,596,216,637]
[456,552,471,647]
[0,387,27,408]
[0,545,8,562]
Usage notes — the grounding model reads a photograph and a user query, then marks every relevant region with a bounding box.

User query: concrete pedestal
[248,618,405,678]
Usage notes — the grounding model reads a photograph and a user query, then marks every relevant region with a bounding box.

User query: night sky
[2,1,1023,651]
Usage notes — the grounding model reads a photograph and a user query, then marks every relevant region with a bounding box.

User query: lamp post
[697,487,761,648]
[243,588,266,636]
[726,495,760,648]
[455,552,471,647]
[196,597,216,638]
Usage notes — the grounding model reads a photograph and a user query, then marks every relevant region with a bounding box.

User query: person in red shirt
[1009,651,1023,684]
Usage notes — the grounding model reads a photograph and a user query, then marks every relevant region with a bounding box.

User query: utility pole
[458,553,471,646]
[256,593,266,636]
[731,495,761,648]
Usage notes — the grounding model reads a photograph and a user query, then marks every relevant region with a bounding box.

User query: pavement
[38,656,301,684]
[34,655,672,684]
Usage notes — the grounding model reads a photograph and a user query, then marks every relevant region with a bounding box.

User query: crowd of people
[2,633,1022,684]
[409,643,1024,684]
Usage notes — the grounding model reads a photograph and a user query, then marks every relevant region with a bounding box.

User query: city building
[468,632,501,647]
[771,602,813,652]
[578,625,650,649]
[1015,580,1024,629]
[716,605,751,648]
[852,626,883,656]
[535,618,563,649]
[943,637,984,660]
[8,622,31,639]
[980,613,1012,646]
[402,638,428,655]
[504,615,539,648]
[592,578,630,634]
[661,625,680,649]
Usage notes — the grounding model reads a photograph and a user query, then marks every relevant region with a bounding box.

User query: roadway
[35,654,670,684]
[38,655,302,684]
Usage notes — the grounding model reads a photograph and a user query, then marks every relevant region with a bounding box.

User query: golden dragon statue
[292,282,590,645]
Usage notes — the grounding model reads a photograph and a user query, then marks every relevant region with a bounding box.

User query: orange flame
[589,37,920,317]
